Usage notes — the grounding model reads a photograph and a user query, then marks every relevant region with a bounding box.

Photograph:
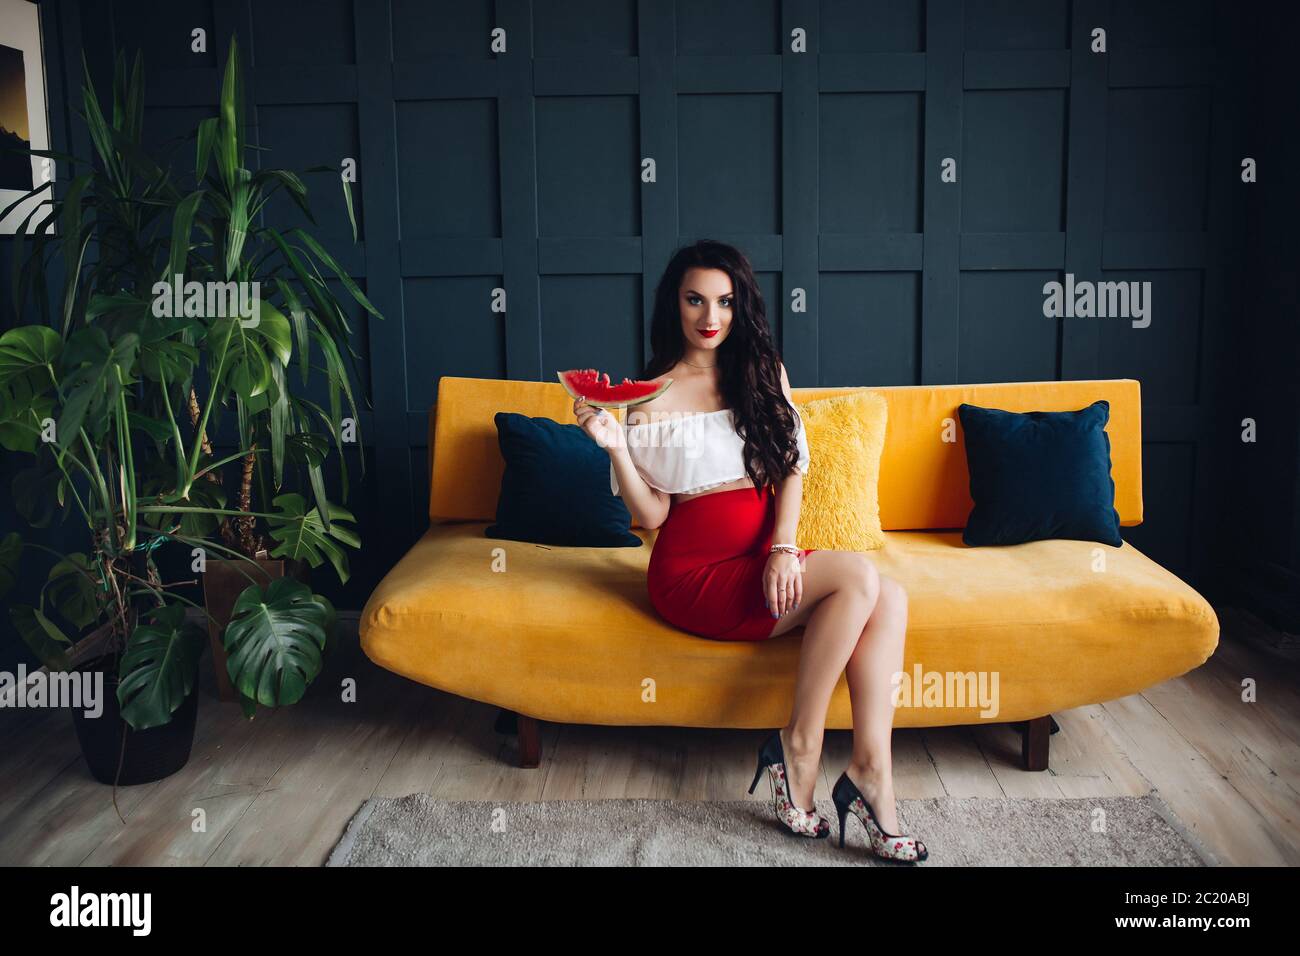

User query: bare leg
[843,574,909,834]
[770,553,881,811]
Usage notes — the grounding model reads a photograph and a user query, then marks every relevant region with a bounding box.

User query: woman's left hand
[763,550,804,618]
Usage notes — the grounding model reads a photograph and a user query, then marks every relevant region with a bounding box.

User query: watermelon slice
[557,368,672,408]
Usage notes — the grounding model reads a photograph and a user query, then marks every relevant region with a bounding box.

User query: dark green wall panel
[4,0,1260,618]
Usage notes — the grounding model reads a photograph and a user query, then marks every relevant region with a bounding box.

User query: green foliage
[223,577,332,709]
[9,605,72,672]
[0,326,60,453]
[116,604,205,730]
[265,492,360,584]
[45,554,99,630]
[1,35,376,730]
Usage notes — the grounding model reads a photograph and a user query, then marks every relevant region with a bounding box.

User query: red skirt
[647,485,818,642]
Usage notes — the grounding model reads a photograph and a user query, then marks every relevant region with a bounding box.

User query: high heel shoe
[831,770,928,862]
[747,730,830,838]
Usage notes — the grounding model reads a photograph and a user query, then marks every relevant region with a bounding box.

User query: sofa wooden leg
[516,714,541,769]
[493,708,542,768]
[1021,715,1051,771]
[493,708,517,735]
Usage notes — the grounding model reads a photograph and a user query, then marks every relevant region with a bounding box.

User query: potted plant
[0,307,210,788]
[0,38,370,786]
[141,37,371,699]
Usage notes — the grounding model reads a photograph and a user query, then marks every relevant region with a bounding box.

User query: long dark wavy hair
[638,239,800,493]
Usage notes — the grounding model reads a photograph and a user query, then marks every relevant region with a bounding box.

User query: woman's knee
[877,574,908,616]
[845,553,880,606]
[878,572,909,600]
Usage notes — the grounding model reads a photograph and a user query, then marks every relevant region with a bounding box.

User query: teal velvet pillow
[958,400,1123,547]
[485,412,642,548]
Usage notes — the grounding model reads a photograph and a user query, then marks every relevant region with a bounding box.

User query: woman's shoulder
[635,373,674,416]
[633,371,724,421]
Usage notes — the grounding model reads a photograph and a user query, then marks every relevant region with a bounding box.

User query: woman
[573,239,927,863]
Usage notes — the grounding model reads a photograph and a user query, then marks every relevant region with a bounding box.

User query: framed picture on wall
[0,0,52,234]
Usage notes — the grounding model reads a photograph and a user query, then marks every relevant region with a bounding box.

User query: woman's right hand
[573,396,626,453]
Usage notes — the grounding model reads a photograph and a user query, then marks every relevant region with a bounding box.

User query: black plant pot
[69,657,199,785]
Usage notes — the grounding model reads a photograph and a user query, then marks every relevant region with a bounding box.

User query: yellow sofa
[359,376,1219,769]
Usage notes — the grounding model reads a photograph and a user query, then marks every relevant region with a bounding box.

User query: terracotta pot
[69,656,198,785]
[201,557,309,701]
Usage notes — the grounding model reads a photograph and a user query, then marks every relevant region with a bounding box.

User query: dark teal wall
[3,0,1295,658]
[1213,1,1300,630]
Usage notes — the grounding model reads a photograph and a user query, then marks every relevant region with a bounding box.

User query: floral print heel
[747,730,830,838]
[831,771,928,862]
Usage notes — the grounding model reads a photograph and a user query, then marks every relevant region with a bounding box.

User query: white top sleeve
[605,404,808,496]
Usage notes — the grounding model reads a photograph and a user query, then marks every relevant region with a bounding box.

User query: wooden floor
[1,605,1297,866]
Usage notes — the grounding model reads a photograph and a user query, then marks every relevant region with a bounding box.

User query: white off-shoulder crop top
[610,401,810,496]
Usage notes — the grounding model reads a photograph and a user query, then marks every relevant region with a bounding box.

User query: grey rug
[326,792,1217,866]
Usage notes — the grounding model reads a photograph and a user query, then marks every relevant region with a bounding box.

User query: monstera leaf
[56,327,139,447]
[11,448,62,528]
[9,604,72,671]
[141,476,228,539]
[203,305,291,401]
[45,553,99,629]
[0,327,59,453]
[264,492,359,584]
[223,577,330,709]
[0,388,56,453]
[116,603,204,730]
[0,326,60,390]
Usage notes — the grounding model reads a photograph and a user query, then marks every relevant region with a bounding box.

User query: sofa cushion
[958,400,1123,548]
[485,411,642,548]
[360,524,1218,730]
[796,391,888,551]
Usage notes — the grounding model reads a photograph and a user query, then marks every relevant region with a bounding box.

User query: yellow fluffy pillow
[794,391,888,551]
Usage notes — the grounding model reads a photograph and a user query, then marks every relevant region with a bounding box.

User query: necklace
[680,358,717,368]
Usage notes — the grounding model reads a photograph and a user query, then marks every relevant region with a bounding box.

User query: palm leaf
[166,189,205,282]
[341,175,358,242]
[289,227,380,318]
[270,358,289,487]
